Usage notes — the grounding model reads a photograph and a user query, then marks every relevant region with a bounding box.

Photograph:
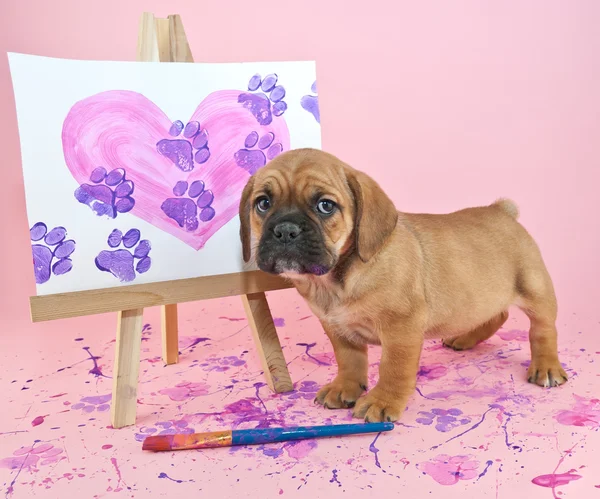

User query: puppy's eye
[316,199,336,215]
[255,196,271,213]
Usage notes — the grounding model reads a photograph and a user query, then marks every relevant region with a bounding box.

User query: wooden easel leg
[242,292,293,393]
[139,13,191,369]
[111,308,144,429]
[161,304,179,365]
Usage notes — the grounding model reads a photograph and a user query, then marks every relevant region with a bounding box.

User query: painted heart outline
[62,87,290,250]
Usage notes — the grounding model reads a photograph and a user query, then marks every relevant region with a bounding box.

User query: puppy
[239,148,567,423]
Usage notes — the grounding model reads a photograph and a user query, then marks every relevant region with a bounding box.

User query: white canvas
[8,53,321,296]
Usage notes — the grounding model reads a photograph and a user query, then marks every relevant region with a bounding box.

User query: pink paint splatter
[285,440,317,459]
[31,415,46,426]
[0,444,65,471]
[111,457,124,492]
[532,472,582,488]
[497,329,528,341]
[556,394,600,428]
[159,381,210,401]
[102,444,113,450]
[532,470,582,499]
[418,454,480,485]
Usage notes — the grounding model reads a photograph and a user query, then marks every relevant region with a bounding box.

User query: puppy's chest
[310,301,379,344]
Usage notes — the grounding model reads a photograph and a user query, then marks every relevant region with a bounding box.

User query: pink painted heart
[62,89,290,250]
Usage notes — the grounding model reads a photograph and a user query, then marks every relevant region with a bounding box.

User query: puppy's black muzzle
[257,212,331,275]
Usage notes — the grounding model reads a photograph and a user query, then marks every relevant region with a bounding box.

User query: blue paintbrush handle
[231,422,393,446]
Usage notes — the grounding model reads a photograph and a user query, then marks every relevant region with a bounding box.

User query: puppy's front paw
[527,359,568,387]
[314,377,367,409]
[352,387,404,423]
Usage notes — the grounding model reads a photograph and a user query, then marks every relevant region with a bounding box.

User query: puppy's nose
[273,222,302,243]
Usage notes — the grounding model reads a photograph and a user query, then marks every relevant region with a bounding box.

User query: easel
[29,12,294,429]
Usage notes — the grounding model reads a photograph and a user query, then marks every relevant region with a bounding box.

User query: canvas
[7,53,321,296]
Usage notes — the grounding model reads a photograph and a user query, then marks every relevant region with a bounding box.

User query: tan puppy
[239,148,567,423]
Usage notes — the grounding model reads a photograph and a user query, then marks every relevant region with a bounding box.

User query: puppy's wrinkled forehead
[254,150,349,204]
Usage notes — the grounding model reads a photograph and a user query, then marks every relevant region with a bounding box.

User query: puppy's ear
[239,177,255,263]
[346,169,398,263]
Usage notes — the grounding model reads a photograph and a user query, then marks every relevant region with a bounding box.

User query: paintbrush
[142,422,394,452]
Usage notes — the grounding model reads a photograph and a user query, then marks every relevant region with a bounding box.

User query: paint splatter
[83,346,109,378]
[555,394,600,428]
[71,394,111,413]
[329,469,342,487]
[285,440,317,459]
[497,329,528,341]
[296,342,332,366]
[110,457,124,492]
[477,460,493,480]
[369,432,383,470]
[158,381,210,401]
[134,420,195,442]
[418,454,480,486]
[31,415,46,427]
[415,408,471,432]
[158,472,189,483]
[532,472,582,488]
[417,363,449,381]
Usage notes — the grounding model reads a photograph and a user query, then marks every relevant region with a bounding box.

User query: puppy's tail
[491,198,519,219]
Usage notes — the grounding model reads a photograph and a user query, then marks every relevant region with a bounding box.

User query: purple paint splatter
[329,469,342,487]
[297,342,331,366]
[477,460,493,480]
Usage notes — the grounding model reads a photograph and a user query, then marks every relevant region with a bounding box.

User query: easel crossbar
[30,271,291,322]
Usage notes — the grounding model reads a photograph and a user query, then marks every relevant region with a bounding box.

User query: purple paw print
[74,167,135,218]
[95,229,151,282]
[134,420,194,442]
[234,131,283,175]
[71,394,111,413]
[30,222,75,284]
[161,180,215,232]
[199,355,246,372]
[238,74,287,126]
[416,408,472,432]
[284,380,320,401]
[157,121,210,173]
[301,80,320,124]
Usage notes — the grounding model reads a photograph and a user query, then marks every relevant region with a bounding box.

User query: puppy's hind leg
[517,264,567,387]
[443,310,509,351]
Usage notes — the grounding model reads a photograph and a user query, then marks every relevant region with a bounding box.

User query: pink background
[1,1,599,327]
[1,4,600,497]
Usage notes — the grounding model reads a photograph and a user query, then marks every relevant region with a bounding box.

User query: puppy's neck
[282,244,361,292]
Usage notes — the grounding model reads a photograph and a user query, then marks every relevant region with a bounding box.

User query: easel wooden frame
[29,12,294,429]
